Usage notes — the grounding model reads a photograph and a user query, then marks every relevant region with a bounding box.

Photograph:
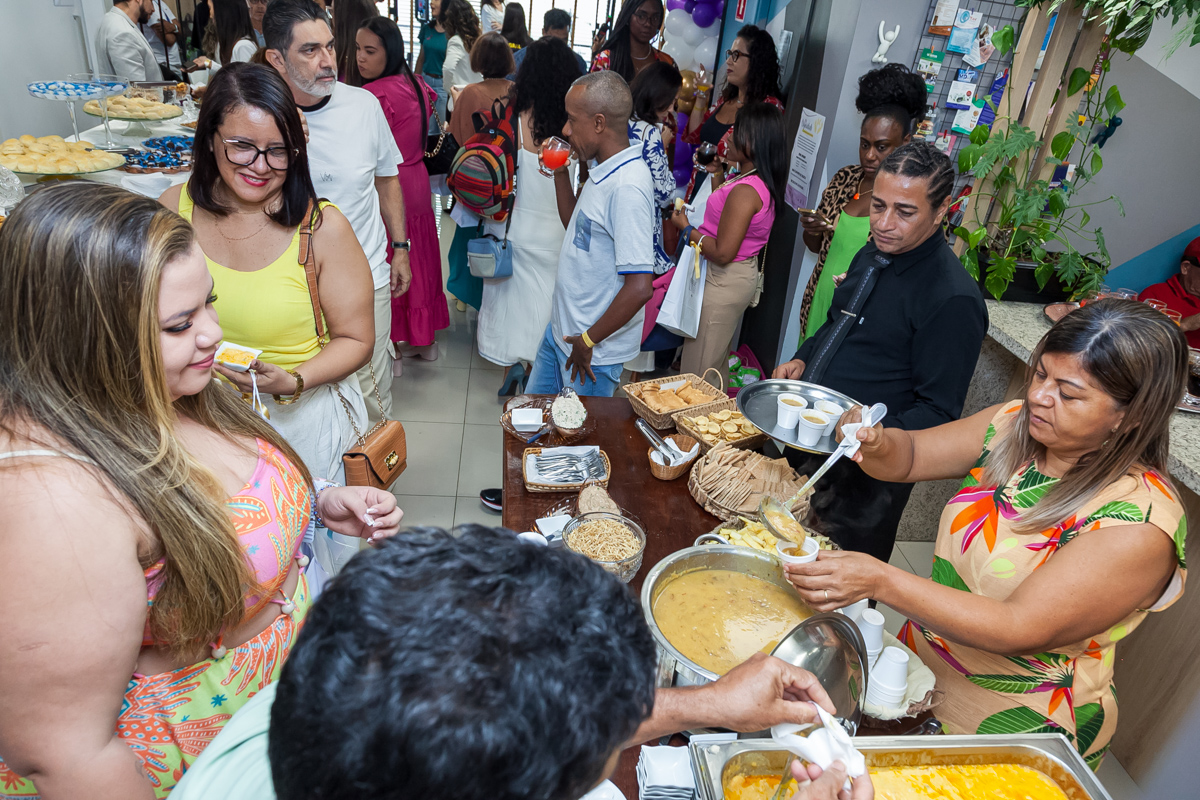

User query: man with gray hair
[263,0,408,424]
[526,71,655,397]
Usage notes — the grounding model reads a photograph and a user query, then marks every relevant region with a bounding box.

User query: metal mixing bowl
[641,545,866,731]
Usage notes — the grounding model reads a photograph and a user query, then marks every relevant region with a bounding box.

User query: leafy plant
[1019,0,1200,53]
[954,21,1127,300]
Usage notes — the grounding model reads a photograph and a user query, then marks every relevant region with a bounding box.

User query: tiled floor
[399,206,1142,800]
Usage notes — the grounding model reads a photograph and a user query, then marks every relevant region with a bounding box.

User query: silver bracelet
[312,479,340,528]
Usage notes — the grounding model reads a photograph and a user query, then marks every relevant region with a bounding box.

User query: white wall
[0,0,109,142]
[1135,15,1200,100]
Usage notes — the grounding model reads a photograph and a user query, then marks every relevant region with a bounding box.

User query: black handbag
[417,74,457,175]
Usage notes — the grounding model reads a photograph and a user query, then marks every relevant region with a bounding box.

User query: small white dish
[511,407,543,433]
[517,531,548,546]
[215,341,262,372]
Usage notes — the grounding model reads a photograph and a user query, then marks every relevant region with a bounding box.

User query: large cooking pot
[641,546,868,733]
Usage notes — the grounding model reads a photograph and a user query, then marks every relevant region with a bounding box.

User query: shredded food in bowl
[567,519,640,562]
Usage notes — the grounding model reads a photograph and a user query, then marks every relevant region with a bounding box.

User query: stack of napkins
[637,745,695,800]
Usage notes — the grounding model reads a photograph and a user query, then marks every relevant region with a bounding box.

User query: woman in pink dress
[356,16,448,364]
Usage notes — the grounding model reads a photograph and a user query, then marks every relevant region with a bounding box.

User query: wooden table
[501,396,936,799]
[501,395,721,582]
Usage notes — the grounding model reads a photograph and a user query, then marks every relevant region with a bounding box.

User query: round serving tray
[9,156,125,176]
[736,379,861,454]
[83,105,184,122]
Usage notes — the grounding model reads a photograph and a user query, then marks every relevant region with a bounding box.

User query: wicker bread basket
[521,447,612,493]
[687,444,812,522]
[622,369,726,430]
[646,434,699,481]
[674,397,769,455]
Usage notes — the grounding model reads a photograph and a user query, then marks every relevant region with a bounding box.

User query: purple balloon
[691,3,718,28]
[684,0,695,12]
[666,0,688,9]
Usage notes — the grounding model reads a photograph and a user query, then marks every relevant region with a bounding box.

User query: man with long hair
[263,0,409,423]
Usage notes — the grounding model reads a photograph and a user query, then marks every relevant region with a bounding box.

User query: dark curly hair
[721,25,782,106]
[855,63,927,135]
[879,139,955,207]
[440,0,481,53]
[269,526,658,800]
[511,36,584,144]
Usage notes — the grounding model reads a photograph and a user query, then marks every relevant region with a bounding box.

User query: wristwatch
[273,369,305,404]
[392,239,411,251]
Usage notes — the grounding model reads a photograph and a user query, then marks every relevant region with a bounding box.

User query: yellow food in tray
[0,135,124,174]
[725,764,1069,800]
[634,380,714,414]
[708,517,833,554]
[84,95,183,120]
[217,347,256,368]
[685,408,758,446]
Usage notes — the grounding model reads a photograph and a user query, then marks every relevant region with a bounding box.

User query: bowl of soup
[641,545,817,687]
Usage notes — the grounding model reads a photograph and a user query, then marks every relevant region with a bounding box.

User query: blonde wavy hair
[0,182,312,654]
[984,299,1187,532]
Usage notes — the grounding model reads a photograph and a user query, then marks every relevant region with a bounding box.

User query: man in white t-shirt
[526,71,655,397]
[142,0,182,74]
[264,0,409,423]
[95,0,163,82]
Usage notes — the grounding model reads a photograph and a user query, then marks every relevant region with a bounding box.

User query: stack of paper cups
[836,598,870,623]
[865,646,909,709]
[857,607,885,670]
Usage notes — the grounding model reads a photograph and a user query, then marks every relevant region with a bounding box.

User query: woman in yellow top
[786,300,1188,769]
[161,63,374,487]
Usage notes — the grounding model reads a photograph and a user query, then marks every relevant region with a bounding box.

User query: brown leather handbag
[299,204,407,489]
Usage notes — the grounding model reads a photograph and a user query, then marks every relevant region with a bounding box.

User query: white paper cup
[814,400,842,436]
[866,646,910,707]
[836,598,870,623]
[857,607,885,661]
[795,410,830,447]
[776,536,820,565]
[517,531,549,546]
[776,393,807,429]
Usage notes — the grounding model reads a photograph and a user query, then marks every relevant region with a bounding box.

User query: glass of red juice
[540,137,572,176]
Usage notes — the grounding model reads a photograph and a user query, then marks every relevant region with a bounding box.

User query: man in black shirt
[774,141,987,561]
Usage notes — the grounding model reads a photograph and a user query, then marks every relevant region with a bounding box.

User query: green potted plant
[954,22,1126,301]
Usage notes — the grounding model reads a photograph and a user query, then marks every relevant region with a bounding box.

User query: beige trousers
[680,256,759,387]
[357,284,395,426]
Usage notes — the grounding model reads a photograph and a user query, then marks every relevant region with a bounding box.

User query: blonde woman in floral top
[785,300,1188,769]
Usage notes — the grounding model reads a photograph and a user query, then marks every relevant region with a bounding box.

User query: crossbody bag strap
[502,111,519,243]
[801,251,890,385]
[295,200,387,437]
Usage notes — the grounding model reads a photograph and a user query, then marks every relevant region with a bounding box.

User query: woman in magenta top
[671,102,788,382]
[356,17,449,363]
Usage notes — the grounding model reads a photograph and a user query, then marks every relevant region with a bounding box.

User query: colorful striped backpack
[447,98,519,222]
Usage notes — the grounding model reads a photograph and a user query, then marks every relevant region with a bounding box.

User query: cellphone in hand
[798,208,830,225]
[181,58,202,73]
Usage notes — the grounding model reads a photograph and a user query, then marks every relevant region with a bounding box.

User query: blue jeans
[424,74,447,135]
[526,324,625,397]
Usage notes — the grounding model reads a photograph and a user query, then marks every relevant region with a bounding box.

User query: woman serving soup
[786,300,1188,769]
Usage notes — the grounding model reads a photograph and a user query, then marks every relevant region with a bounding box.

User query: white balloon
[665,8,691,37]
[679,53,698,72]
[694,36,720,71]
[682,18,706,46]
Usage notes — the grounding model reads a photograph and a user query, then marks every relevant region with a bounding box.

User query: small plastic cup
[776,393,807,429]
[866,646,910,708]
[1165,309,1183,326]
[836,598,869,623]
[1144,298,1167,312]
[857,607,885,666]
[776,536,820,565]
[517,531,549,546]
[813,399,842,437]
[795,410,829,447]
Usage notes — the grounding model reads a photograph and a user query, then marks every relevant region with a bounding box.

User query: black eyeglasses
[633,10,664,26]
[220,138,297,170]
[726,48,751,63]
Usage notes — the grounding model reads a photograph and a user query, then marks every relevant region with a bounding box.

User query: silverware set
[535,451,606,483]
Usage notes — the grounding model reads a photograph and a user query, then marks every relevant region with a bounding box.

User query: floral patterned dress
[901,401,1188,770]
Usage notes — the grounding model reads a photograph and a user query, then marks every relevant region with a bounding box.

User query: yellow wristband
[581,330,596,349]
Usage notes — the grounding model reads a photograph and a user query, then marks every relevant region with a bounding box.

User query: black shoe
[480,488,502,511]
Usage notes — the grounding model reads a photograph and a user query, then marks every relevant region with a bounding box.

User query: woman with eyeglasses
[159,63,374,489]
[590,0,675,82]
[684,24,783,160]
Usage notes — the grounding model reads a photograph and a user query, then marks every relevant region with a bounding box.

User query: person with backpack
[525,70,655,397]
[356,17,449,367]
[444,32,515,312]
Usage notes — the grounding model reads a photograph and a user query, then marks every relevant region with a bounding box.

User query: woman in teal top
[797,64,926,339]
[416,0,449,134]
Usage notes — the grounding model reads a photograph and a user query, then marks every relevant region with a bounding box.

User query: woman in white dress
[476,37,584,395]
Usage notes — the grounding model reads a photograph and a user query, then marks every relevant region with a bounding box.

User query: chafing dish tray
[690,734,1111,800]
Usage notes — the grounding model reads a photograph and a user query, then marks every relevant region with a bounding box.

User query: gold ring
[824,589,830,601]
